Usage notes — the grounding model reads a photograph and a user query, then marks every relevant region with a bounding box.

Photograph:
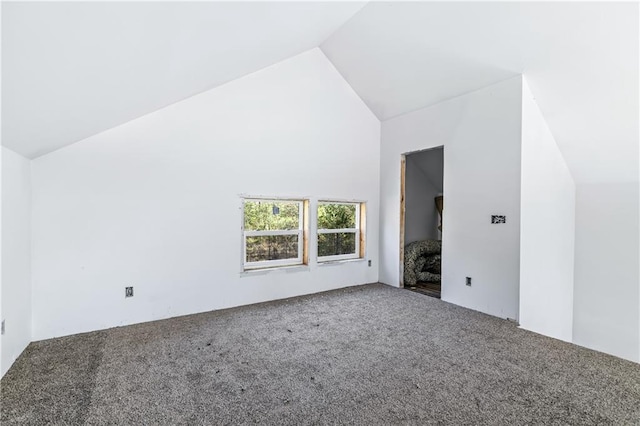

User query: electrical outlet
[491,215,506,224]
[466,277,472,286]
[125,287,134,298]
[1,320,4,335]
[368,260,372,267]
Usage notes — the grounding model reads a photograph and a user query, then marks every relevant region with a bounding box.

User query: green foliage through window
[317,203,356,229]
[246,235,298,262]
[318,233,356,257]
[242,199,363,267]
[317,202,360,259]
[244,200,300,231]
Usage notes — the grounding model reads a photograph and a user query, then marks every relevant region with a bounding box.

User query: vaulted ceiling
[2,2,638,183]
[321,1,638,183]
[1,1,366,158]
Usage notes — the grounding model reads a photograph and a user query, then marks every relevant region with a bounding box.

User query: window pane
[318,232,356,257]
[317,203,356,229]
[244,200,300,231]
[246,235,299,263]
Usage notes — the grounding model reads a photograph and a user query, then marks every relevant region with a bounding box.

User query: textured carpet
[2,284,640,425]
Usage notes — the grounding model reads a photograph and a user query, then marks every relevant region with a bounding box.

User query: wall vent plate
[491,215,506,224]
[125,287,134,298]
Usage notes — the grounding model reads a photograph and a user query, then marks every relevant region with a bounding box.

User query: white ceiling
[3,2,638,183]
[322,2,522,121]
[1,1,366,158]
[322,2,639,183]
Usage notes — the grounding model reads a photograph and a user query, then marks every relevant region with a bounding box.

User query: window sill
[240,264,310,277]
[317,258,367,267]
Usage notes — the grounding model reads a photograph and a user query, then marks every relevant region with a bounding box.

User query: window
[242,198,308,270]
[317,201,365,262]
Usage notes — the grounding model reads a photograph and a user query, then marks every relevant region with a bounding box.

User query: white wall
[380,76,522,321]
[404,154,439,244]
[30,48,380,341]
[0,147,2,376]
[573,182,639,362]
[1,147,32,377]
[519,80,575,342]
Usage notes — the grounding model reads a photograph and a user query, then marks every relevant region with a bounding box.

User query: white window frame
[317,201,361,262]
[242,198,304,270]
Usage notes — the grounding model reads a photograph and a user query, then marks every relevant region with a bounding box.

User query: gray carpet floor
[2,283,640,425]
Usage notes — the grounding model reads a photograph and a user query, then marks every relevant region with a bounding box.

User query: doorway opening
[400,146,444,298]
